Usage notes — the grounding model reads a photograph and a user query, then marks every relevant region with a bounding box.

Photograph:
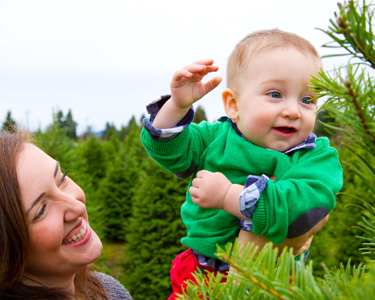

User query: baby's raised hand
[170,59,222,109]
[189,170,231,209]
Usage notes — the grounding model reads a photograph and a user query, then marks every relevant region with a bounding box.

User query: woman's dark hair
[0,130,108,300]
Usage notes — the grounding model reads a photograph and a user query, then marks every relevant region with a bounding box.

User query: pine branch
[344,76,375,146]
[318,0,375,68]
[220,252,285,300]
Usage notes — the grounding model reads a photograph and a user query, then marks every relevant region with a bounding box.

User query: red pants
[167,249,228,300]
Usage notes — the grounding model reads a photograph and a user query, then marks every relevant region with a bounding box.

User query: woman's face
[17,143,102,287]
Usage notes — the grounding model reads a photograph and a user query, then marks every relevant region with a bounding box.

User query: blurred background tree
[2,111,16,132]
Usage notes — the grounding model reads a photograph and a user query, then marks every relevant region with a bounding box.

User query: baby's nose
[281,102,301,119]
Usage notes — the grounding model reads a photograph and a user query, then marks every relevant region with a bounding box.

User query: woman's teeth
[62,224,87,245]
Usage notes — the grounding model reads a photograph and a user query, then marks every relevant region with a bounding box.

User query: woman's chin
[93,232,103,261]
[64,227,103,265]
[87,230,103,263]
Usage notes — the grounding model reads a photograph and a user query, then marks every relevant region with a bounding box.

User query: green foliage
[193,105,208,124]
[122,156,188,300]
[311,0,375,262]
[96,126,144,243]
[309,145,364,276]
[181,242,375,300]
[55,109,77,140]
[101,115,140,141]
[119,115,138,141]
[71,135,108,237]
[180,241,375,300]
[77,135,107,182]
[65,109,77,140]
[102,122,118,141]
[34,112,76,171]
[313,109,337,139]
[96,153,130,243]
[317,0,375,67]
[2,111,16,132]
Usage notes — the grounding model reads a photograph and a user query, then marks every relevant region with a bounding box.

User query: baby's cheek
[247,114,273,135]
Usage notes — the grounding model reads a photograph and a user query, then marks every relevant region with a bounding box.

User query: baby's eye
[301,97,315,104]
[268,91,282,99]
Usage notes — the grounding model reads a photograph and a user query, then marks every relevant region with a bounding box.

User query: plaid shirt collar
[218,116,317,155]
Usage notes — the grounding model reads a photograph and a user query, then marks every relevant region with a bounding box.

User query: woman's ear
[222,88,239,120]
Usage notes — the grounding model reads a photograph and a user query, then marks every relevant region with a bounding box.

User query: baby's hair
[227,29,321,92]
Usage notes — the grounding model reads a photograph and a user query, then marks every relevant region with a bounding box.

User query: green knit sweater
[141,118,343,258]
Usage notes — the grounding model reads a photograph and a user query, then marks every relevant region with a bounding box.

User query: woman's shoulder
[95,272,133,300]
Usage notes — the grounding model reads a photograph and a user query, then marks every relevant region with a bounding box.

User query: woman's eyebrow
[26,162,60,216]
[26,192,46,216]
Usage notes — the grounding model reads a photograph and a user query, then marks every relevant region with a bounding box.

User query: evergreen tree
[71,135,108,237]
[95,134,131,243]
[123,119,145,167]
[193,105,208,124]
[56,110,65,128]
[2,111,16,132]
[102,122,118,140]
[78,135,107,183]
[35,112,76,172]
[122,156,188,300]
[96,152,131,243]
[119,115,139,141]
[65,109,77,140]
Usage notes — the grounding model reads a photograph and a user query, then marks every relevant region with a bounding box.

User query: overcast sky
[0,0,347,134]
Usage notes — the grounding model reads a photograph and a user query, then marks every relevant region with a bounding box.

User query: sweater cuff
[141,126,190,155]
[142,95,194,142]
[237,174,268,232]
[250,194,267,234]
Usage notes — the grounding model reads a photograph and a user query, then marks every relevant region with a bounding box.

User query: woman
[0,130,132,299]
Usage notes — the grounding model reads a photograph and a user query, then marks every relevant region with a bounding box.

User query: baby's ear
[222,88,239,120]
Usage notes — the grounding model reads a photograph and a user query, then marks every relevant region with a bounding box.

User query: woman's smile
[62,218,91,246]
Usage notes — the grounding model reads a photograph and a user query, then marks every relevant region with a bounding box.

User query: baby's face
[234,47,321,152]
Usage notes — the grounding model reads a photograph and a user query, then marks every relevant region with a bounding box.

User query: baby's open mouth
[275,127,296,134]
[273,127,297,137]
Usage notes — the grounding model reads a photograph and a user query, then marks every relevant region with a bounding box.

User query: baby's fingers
[172,68,194,82]
[196,170,212,178]
[191,58,215,66]
[204,76,222,94]
[172,64,208,83]
[192,176,201,187]
[189,186,199,198]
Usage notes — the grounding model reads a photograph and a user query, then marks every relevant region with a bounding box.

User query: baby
[141,29,343,299]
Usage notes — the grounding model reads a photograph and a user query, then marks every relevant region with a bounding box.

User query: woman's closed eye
[34,203,47,221]
[32,171,67,222]
[58,171,68,187]
[268,91,282,99]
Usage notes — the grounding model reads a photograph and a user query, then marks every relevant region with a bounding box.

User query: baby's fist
[189,170,231,209]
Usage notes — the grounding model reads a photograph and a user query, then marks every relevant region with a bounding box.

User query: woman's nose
[63,193,87,223]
